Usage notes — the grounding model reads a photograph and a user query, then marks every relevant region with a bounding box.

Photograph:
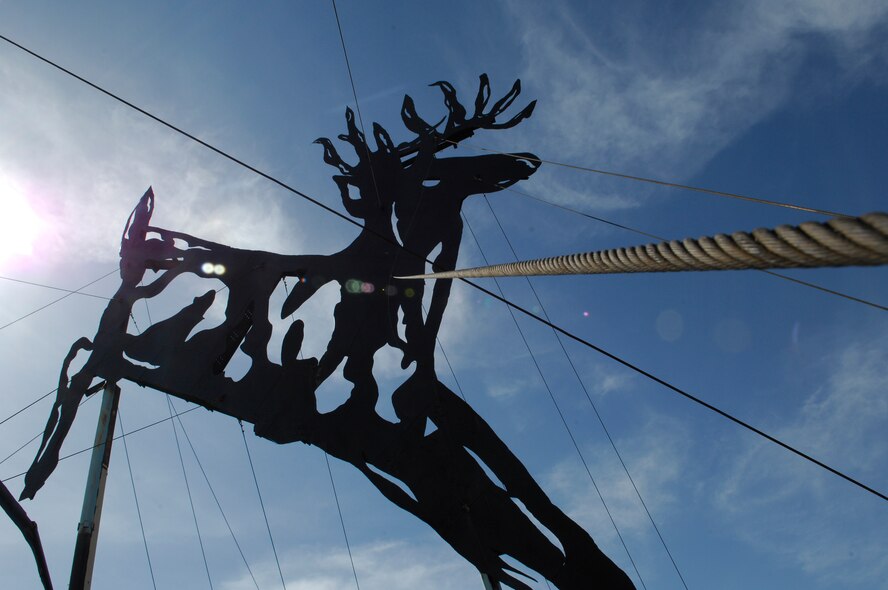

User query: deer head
[315,74,538,223]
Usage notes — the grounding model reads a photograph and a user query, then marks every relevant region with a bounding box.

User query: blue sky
[0,1,886,588]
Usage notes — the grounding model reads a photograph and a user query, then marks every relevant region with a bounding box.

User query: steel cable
[443,140,850,218]
[404,213,888,285]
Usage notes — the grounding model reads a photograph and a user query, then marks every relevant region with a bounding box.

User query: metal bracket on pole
[69,381,120,590]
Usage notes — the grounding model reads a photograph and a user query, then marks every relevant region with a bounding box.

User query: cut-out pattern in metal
[23,76,635,589]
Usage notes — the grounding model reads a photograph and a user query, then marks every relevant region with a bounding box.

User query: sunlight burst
[0,175,42,266]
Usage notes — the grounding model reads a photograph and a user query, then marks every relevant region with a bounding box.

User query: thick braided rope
[402,212,888,279]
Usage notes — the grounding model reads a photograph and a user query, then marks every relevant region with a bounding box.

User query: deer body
[23,77,635,590]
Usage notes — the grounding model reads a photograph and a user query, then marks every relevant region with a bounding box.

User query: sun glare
[0,175,43,267]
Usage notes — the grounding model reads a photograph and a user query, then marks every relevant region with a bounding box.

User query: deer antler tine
[401,95,435,135]
[474,74,491,118]
[431,81,467,134]
[314,136,354,174]
[488,99,537,130]
[372,122,396,154]
[347,108,365,141]
[487,79,522,118]
[340,107,367,153]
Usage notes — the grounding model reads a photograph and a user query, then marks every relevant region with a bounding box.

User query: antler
[316,107,411,217]
[315,107,400,175]
[314,106,364,175]
[397,74,536,160]
[314,75,537,213]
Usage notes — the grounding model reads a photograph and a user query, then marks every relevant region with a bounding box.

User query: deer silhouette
[22,77,635,590]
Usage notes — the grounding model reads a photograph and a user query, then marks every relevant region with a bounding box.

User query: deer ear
[144,186,155,216]
[122,186,155,244]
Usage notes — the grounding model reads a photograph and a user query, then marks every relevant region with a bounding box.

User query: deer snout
[512,152,542,177]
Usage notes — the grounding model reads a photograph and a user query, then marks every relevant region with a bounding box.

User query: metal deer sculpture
[21,76,635,590]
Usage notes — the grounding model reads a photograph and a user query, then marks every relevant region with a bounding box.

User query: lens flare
[200,262,227,276]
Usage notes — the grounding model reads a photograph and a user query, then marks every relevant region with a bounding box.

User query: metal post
[481,573,502,590]
[69,381,120,590]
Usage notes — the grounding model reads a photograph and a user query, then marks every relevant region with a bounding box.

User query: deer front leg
[419,232,461,368]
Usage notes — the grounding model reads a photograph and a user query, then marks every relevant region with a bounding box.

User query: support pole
[481,573,502,590]
[69,381,120,590]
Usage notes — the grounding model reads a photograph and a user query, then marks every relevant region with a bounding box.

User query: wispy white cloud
[540,412,691,587]
[0,57,303,271]
[714,334,888,586]
[485,378,525,400]
[503,0,888,210]
[517,171,641,214]
[548,413,690,539]
[577,362,635,399]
